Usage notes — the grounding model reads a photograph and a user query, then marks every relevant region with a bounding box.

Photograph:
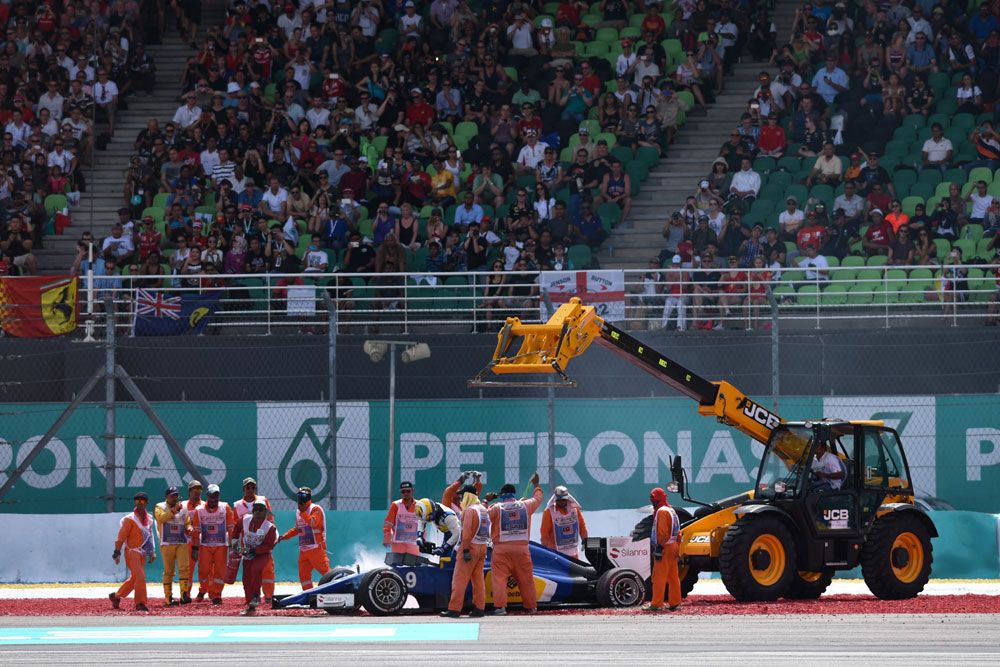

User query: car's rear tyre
[786,569,834,599]
[861,512,933,600]
[596,567,646,607]
[719,514,796,601]
[357,568,408,616]
[318,567,356,586]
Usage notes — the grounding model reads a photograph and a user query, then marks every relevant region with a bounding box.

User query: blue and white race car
[274,535,657,615]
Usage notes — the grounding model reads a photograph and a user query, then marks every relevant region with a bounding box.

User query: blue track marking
[0,623,479,646]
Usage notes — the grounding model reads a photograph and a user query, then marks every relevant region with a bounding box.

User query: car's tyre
[318,567,356,586]
[786,569,834,599]
[860,512,933,600]
[357,568,408,616]
[719,514,796,601]
[595,567,646,607]
[679,564,699,598]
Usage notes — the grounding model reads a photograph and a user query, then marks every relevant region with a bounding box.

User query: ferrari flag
[0,276,78,337]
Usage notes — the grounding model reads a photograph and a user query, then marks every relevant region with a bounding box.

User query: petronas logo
[278,417,342,500]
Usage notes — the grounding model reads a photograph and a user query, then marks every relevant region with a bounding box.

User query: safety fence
[46,263,1000,335]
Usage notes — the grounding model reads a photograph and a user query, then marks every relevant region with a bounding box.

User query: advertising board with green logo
[2,396,999,513]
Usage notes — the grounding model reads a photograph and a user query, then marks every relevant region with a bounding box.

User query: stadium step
[602,0,799,269]
[37,1,226,275]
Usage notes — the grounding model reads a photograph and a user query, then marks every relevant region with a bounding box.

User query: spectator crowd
[0,0,158,277]
[641,0,1000,330]
[61,0,782,296]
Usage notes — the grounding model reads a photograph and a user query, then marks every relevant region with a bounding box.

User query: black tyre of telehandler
[719,514,797,602]
[860,512,933,600]
[786,569,834,599]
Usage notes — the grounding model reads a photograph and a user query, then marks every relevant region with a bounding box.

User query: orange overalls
[383,498,420,556]
[233,495,276,600]
[448,501,491,613]
[442,479,483,515]
[183,498,203,596]
[488,487,543,610]
[651,504,682,609]
[280,502,330,590]
[114,511,156,606]
[540,504,589,560]
[191,502,235,599]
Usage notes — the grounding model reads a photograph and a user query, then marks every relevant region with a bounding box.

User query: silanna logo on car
[739,398,781,430]
[610,546,648,559]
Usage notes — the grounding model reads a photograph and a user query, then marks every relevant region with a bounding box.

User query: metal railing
[65,263,996,334]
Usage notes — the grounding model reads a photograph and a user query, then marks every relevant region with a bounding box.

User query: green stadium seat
[866,255,889,267]
[841,255,865,269]
[846,284,875,304]
[954,239,976,259]
[568,244,593,269]
[901,196,924,216]
[822,283,849,305]
[978,238,997,259]
[797,284,820,306]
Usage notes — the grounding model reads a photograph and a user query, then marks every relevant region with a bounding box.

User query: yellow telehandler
[469,298,935,601]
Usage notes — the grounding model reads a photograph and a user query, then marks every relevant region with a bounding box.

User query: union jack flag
[135,290,182,319]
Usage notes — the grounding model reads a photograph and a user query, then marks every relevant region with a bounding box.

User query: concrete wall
[2,510,996,584]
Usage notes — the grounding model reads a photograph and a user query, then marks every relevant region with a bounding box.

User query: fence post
[322,290,338,511]
[767,286,780,413]
[103,296,116,512]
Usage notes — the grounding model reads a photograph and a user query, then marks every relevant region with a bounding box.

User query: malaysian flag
[133,289,221,336]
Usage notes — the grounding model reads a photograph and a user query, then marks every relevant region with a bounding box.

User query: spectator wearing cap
[516,128,549,174]
[796,209,826,255]
[798,244,830,280]
[757,113,786,158]
[864,209,895,256]
[172,93,202,131]
[660,253,689,331]
[617,38,638,78]
[405,88,436,127]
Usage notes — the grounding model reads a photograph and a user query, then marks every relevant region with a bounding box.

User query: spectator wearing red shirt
[322,72,348,102]
[556,0,582,27]
[796,210,826,253]
[338,158,370,201]
[757,113,786,158]
[640,6,666,42]
[579,61,602,97]
[517,103,543,136]
[405,88,436,127]
[863,209,894,256]
[401,162,433,206]
[137,217,162,260]
[866,182,891,214]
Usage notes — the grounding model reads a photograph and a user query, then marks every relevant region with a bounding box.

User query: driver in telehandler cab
[810,440,845,491]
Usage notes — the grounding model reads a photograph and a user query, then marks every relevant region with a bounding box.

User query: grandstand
[2,0,998,329]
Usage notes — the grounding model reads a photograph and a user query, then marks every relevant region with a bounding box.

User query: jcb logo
[823,509,850,521]
[741,400,781,430]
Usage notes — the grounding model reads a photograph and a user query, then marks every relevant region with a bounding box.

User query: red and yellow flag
[0,276,78,337]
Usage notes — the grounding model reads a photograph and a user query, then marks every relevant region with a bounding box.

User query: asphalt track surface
[1,614,998,665]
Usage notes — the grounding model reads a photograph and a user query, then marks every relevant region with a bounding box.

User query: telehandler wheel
[679,564,699,598]
[719,515,796,601]
[860,512,933,600]
[786,569,834,599]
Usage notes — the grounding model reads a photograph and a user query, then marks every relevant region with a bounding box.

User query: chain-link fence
[1,312,998,515]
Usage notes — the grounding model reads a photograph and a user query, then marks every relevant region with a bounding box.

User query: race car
[273,526,663,615]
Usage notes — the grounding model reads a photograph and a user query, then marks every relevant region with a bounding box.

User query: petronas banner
[1,396,999,513]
